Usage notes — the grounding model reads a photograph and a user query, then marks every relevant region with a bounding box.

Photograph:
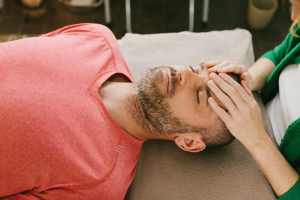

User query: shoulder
[41,23,116,40]
[286,24,300,50]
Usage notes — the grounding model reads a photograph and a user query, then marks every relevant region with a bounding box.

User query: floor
[0,0,293,59]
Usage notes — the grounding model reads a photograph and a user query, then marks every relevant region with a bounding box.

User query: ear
[174,133,206,153]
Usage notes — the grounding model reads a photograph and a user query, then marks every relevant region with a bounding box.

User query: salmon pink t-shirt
[0,24,143,199]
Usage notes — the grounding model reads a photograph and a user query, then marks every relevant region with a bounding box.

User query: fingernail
[208,80,215,87]
[219,73,224,77]
[211,73,217,78]
[208,97,215,104]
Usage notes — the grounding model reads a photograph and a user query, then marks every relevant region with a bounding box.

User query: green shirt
[260,26,300,199]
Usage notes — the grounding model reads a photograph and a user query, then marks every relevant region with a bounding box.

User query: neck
[99,81,151,141]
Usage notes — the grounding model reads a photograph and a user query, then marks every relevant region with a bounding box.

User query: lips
[163,69,170,92]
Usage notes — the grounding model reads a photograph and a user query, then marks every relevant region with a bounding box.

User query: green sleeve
[277,178,300,200]
[277,119,300,199]
[259,32,292,66]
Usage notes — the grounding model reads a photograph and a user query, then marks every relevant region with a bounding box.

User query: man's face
[163,64,219,130]
[137,64,221,134]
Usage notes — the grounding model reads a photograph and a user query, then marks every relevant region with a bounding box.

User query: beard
[137,66,194,135]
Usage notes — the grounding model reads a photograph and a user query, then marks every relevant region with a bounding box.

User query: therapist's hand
[207,72,266,147]
[207,72,300,198]
[203,60,254,91]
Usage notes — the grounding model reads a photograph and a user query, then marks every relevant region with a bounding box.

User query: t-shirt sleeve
[277,119,300,199]
[1,188,84,200]
[1,193,40,200]
[40,23,113,38]
[259,32,292,67]
[278,178,300,200]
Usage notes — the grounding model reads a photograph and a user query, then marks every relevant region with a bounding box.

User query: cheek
[169,94,199,120]
[292,6,298,21]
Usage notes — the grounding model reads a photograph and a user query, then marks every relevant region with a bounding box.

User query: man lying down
[0,24,250,199]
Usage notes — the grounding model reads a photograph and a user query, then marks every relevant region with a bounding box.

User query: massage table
[119,29,277,199]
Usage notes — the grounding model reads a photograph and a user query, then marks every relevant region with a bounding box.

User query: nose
[177,66,190,86]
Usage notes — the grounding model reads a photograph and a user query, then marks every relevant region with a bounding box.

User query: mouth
[163,69,171,93]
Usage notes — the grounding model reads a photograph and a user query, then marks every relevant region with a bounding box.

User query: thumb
[241,72,249,81]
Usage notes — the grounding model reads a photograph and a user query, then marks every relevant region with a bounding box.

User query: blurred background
[0,0,292,59]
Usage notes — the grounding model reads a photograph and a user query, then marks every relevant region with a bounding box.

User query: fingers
[216,64,247,74]
[208,97,232,123]
[240,72,249,82]
[241,72,254,91]
[207,61,230,72]
[203,60,222,68]
[205,61,246,75]
[209,73,253,106]
[207,78,239,114]
[241,80,254,97]
[221,73,253,102]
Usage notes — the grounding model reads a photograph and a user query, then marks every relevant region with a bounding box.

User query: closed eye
[190,66,201,103]
[189,66,195,73]
[188,66,201,104]
[190,65,201,75]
